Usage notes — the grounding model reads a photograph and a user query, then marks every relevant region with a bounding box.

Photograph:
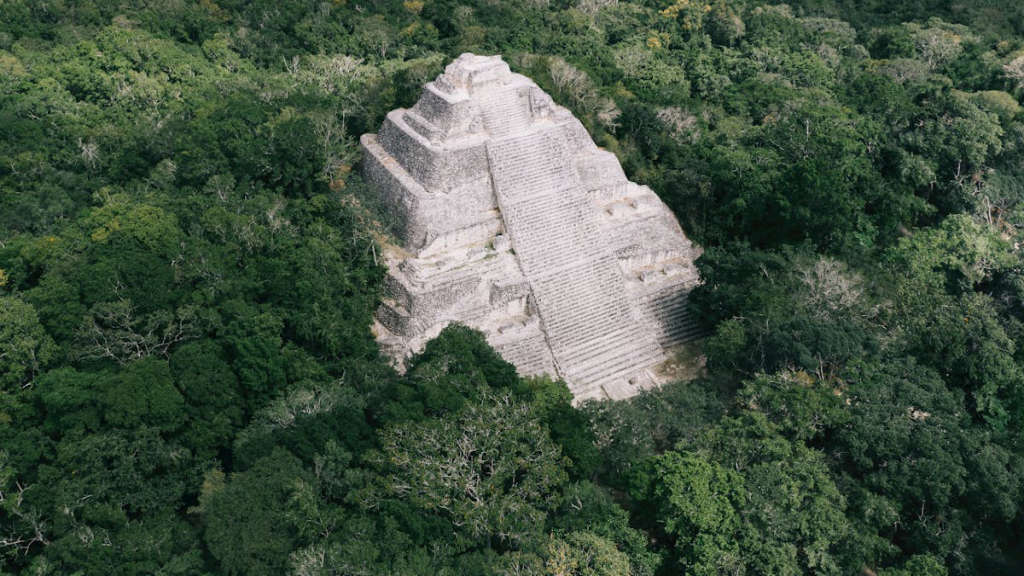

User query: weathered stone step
[495,334,556,377]
[661,317,706,346]
[479,88,532,138]
[502,199,600,276]
[485,115,663,397]
[532,278,633,348]
[636,286,707,347]
[565,327,663,370]
[559,332,663,385]
[487,129,577,203]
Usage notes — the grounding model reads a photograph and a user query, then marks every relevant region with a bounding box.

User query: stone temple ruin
[362,53,702,401]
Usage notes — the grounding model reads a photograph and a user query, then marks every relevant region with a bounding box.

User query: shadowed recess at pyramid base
[361,53,703,402]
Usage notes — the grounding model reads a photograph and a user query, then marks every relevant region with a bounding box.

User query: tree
[705,0,745,46]
[694,244,876,378]
[883,216,1024,429]
[377,390,569,552]
[0,296,56,391]
[546,531,631,576]
[220,302,288,412]
[383,324,524,422]
[834,358,1018,571]
[102,357,185,433]
[169,340,243,458]
[633,412,849,575]
[879,555,948,576]
[204,450,310,576]
[548,481,660,576]
[633,450,743,576]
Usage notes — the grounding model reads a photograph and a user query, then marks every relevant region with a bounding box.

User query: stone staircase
[487,129,573,202]
[501,195,599,275]
[479,87,533,138]
[559,325,664,399]
[639,285,706,347]
[494,332,557,377]
[487,126,664,397]
[529,259,631,346]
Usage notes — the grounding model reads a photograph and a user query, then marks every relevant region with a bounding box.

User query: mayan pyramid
[361,53,702,401]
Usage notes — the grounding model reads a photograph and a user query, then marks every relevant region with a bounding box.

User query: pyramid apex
[435,53,512,94]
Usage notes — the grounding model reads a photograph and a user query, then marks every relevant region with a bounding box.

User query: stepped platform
[361,53,704,401]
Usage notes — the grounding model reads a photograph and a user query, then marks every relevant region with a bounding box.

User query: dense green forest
[3,0,1024,574]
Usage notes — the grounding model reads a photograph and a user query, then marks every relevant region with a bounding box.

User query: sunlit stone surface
[362,53,702,401]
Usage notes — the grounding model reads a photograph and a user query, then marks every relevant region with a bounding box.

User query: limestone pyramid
[361,53,702,401]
